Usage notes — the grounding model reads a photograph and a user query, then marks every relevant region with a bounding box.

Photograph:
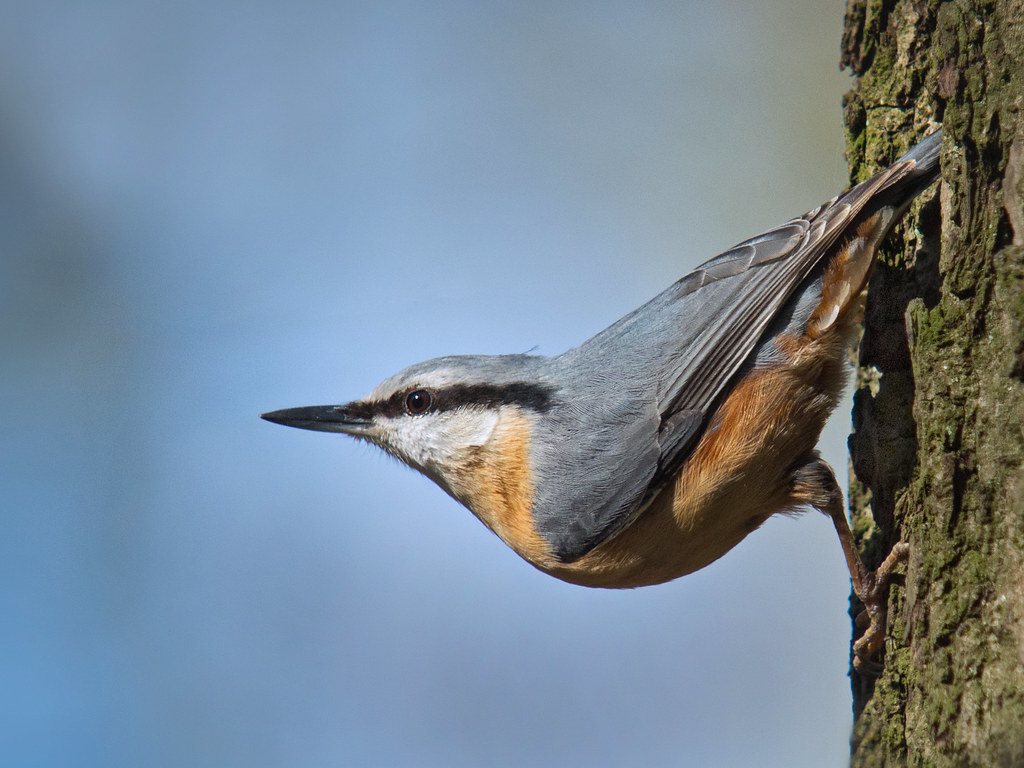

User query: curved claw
[851,542,910,671]
[791,457,910,672]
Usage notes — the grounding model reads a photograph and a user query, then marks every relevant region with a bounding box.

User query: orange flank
[808,211,886,339]
[542,305,859,589]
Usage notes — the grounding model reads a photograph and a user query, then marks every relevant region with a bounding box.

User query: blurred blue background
[1,2,860,766]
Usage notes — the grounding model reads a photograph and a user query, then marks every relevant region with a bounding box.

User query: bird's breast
[446,407,552,565]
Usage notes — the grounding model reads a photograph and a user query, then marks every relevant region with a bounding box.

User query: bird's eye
[404,389,433,415]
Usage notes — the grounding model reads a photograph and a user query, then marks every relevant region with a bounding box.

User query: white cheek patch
[378,408,501,472]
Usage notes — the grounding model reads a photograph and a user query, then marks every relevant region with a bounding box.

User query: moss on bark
[843,0,1024,764]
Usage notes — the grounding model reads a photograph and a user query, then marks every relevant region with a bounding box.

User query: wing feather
[534,153,930,562]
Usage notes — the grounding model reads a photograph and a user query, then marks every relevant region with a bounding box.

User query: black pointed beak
[260,404,373,435]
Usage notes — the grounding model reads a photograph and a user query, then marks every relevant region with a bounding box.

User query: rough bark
[842,0,1024,765]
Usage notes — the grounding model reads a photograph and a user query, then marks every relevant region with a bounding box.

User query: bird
[263,128,942,670]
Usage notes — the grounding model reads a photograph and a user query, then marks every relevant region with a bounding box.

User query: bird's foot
[851,542,909,672]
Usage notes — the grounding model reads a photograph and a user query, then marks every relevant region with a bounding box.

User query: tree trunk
[841,0,1024,764]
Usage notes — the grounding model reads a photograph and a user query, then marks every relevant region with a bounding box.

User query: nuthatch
[264,129,942,669]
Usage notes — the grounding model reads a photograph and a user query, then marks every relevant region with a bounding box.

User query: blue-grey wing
[533,138,940,563]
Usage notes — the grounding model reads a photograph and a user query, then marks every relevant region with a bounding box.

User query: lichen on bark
[842,0,1024,765]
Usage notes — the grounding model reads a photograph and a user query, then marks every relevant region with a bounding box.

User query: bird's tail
[866,127,943,215]
[806,128,943,339]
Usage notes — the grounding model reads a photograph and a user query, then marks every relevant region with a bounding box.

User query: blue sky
[2,2,861,766]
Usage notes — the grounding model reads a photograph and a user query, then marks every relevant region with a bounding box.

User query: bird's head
[262,354,556,535]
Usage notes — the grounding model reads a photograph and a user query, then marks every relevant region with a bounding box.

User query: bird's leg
[792,457,909,671]
[829,504,909,670]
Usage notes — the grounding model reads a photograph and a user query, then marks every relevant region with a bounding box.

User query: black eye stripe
[436,383,555,413]
[361,382,556,420]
